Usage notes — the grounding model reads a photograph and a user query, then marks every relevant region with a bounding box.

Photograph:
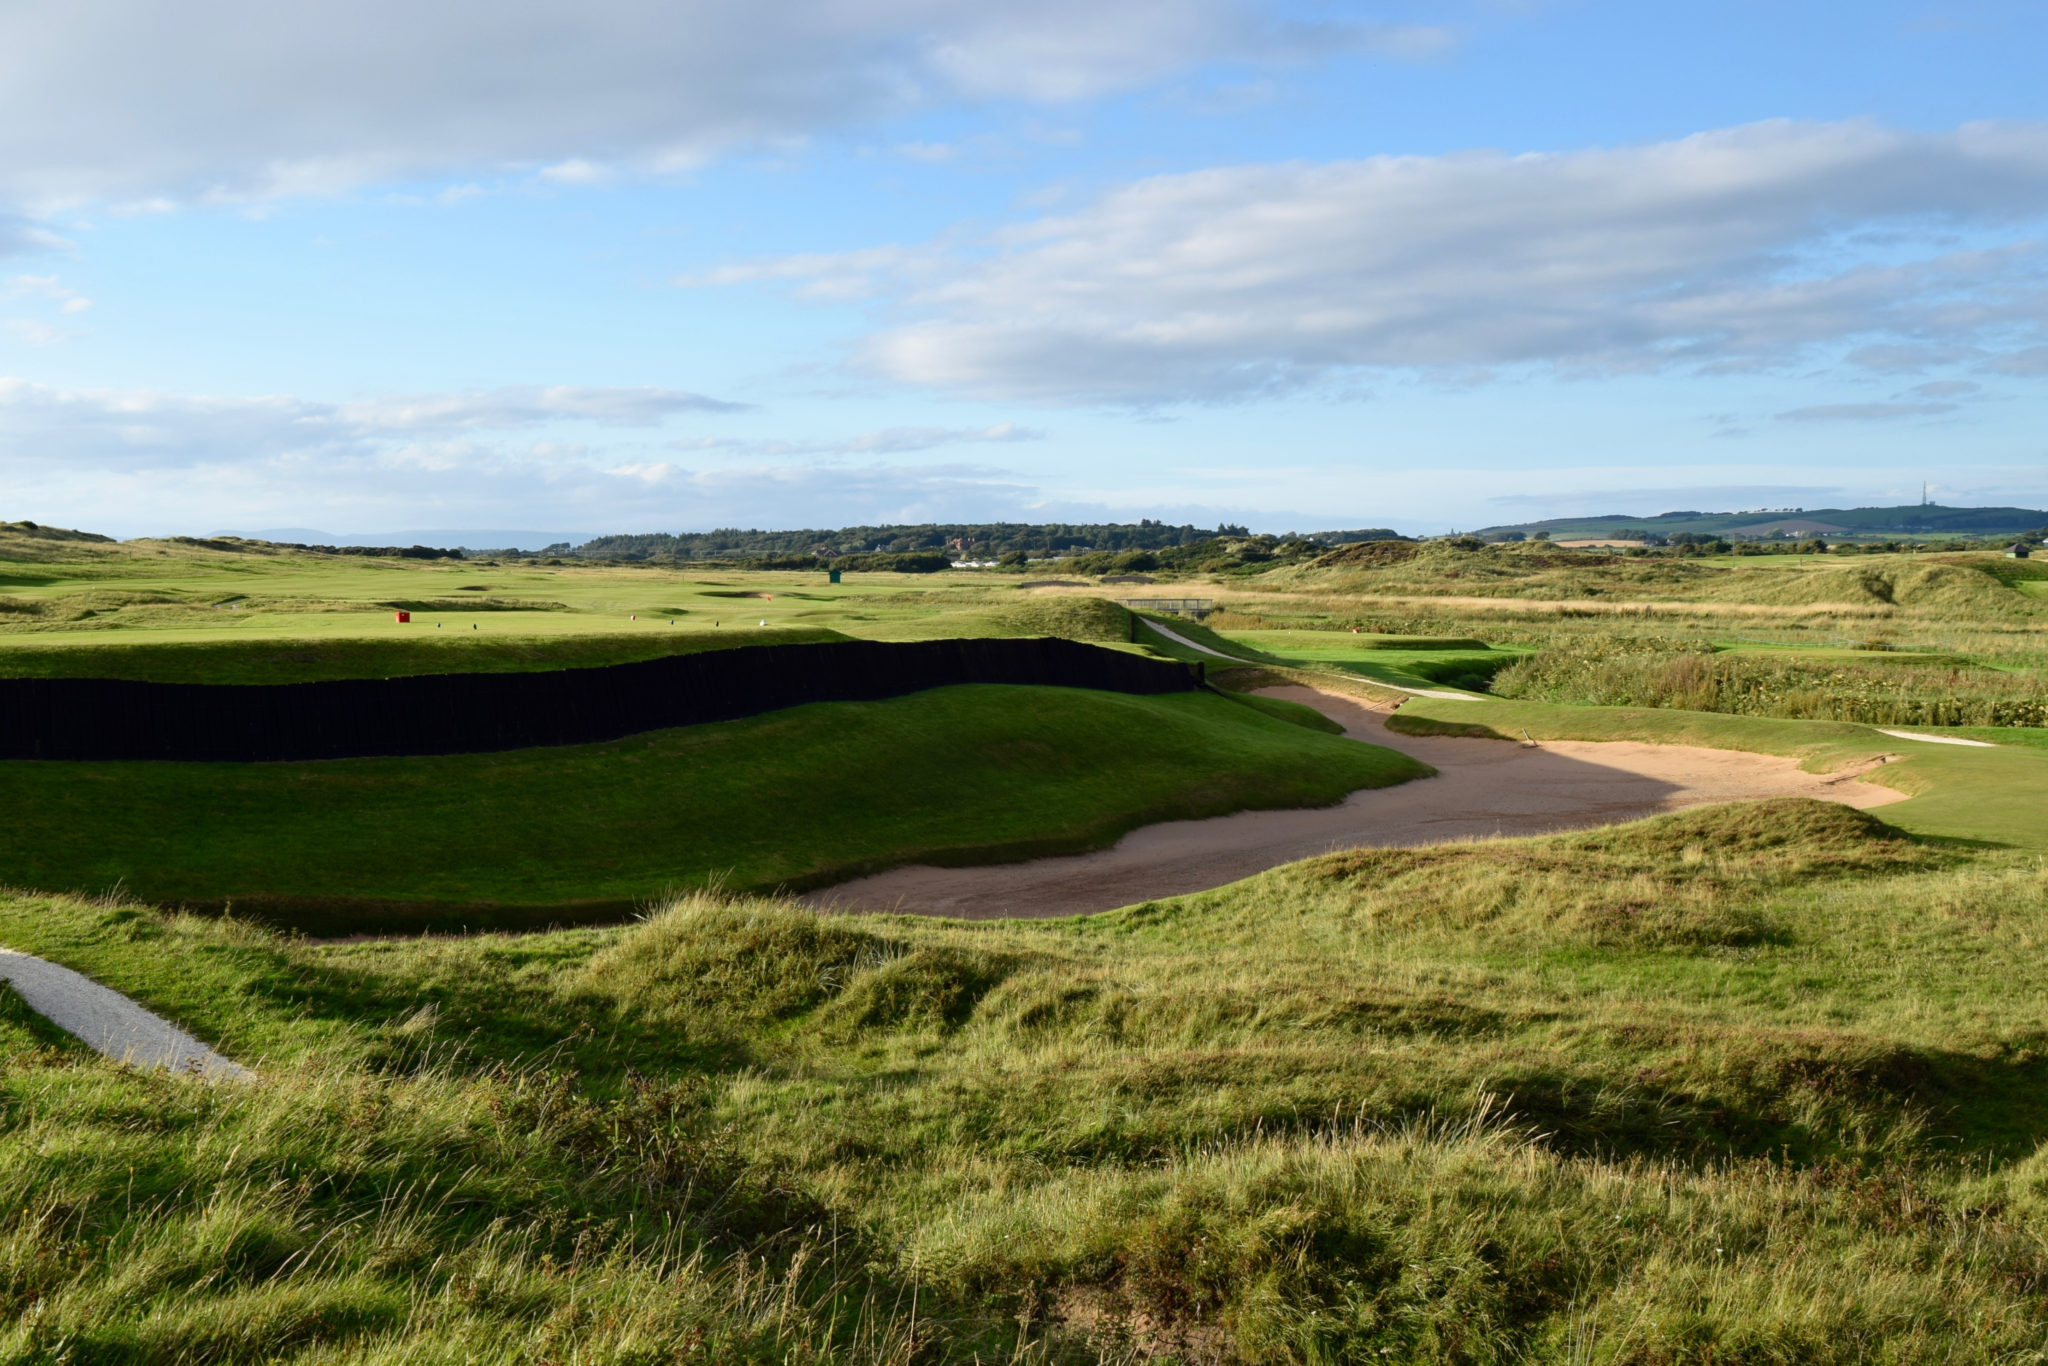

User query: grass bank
[1490,639,2048,728]
[0,684,1423,933]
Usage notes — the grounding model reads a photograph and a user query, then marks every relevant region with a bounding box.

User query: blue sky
[3,0,2046,540]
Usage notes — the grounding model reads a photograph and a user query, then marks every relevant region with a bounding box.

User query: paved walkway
[1876,729,1996,748]
[0,948,253,1079]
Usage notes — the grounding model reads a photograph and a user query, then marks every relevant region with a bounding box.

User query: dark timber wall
[0,637,1200,763]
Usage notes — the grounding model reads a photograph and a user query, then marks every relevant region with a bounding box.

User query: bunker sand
[807,686,1907,920]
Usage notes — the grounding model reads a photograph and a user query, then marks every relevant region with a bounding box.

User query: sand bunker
[806,686,1906,920]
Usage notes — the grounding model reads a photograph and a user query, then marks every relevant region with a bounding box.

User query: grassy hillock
[1733,560,2031,614]
[1489,639,2048,728]
[0,685,1424,932]
[13,797,2048,1361]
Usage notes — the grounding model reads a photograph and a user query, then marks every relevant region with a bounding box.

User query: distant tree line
[240,540,466,560]
[532,522,1410,567]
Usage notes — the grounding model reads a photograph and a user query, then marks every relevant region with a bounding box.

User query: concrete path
[1876,729,1997,748]
[806,685,1907,921]
[1140,619,1480,700]
[0,948,253,1079]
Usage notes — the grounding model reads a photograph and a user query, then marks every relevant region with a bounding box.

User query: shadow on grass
[1472,1033,2048,1167]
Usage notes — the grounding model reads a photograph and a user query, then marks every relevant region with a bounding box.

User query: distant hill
[1475,504,2048,542]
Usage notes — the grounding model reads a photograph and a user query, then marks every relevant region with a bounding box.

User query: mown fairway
[6,526,2048,1361]
[0,526,1151,674]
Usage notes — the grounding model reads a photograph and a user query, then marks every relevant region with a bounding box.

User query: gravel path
[805,685,1907,920]
[0,948,253,1080]
[1140,619,1480,700]
[1876,729,1997,748]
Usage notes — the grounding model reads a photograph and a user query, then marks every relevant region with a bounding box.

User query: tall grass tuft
[1492,641,2048,726]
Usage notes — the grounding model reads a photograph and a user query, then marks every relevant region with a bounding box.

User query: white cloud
[1776,402,1959,422]
[537,159,610,186]
[330,385,750,430]
[6,273,90,313]
[3,319,62,346]
[668,422,1042,457]
[0,1,1440,211]
[595,459,1037,519]
[0,378,745,468]
[0,376,1057,534]
[0,216,70,257]
[700,119,2048,403]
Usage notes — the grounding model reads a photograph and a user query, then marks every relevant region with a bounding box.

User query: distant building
[2008,543,2032,559]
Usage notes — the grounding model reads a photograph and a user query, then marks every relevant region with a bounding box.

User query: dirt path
[0,948,253,1079]
[805,686,1907,921]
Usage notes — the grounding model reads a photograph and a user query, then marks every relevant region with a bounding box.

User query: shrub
[581,893,894,1031]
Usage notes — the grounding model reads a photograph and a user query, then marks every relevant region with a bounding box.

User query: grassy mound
[0,684,1424,932]
[1743,560,2033,614]
[1303,800,1922,948]
[10,793,2048,1361]
[1213,687,1346,733]
[583,896,895,1030]
[1489,640,2048,727]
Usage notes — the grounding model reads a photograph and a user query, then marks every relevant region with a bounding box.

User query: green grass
[0,684,1424,932]
[12,522,2048,1359]
[0,532,1139,674]
[1211,687,1346,733]
[1127,617,1512,694]
[1206,627,1519,693]
[0,626,846,683]
[1489,640,2048,727]
[1908,724,2048,750]
[14,799,2048,1361]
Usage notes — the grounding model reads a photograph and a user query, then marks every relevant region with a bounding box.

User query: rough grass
[13,801,2048,1361]
[1492,640,2048,727]
[9,527,2048,1359]
[0,684,1424,932]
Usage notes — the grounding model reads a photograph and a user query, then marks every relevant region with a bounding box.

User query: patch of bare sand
[804,685,1905,921]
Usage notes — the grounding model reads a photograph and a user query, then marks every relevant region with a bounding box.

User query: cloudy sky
[3,0,2046,539]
